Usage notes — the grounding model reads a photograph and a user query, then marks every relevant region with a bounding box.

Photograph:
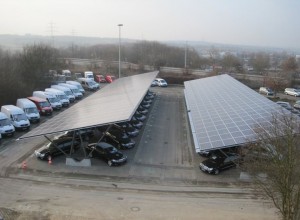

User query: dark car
[143,97,153,104]
[199,153,241,174]
[117,122,139,137]
[130,116,143,129]
[134,112,146,121]
[34,137,80,160]
[103,129,135,150]
[141,102,151,109]
[85,142,127,166]
[55,129,94,141]
[137,106,148,115]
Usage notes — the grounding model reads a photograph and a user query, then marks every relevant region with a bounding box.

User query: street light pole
[118,24,123,79]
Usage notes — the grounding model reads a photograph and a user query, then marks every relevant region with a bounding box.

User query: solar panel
[19,71,158,139]
[184,74,291,153]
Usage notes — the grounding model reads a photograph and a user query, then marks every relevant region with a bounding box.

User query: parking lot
[0,85,240,184]
[0,84,278,220]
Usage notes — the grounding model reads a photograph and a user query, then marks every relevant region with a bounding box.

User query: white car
[153,78,168,87]
[284,88,300,97]
[259,87,274,96]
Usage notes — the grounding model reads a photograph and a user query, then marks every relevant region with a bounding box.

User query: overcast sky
[1,0,300,49]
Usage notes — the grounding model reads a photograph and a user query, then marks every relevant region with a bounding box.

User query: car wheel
[214,169,219,175]
[107,160,112,166]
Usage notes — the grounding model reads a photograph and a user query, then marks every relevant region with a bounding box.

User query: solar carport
[20,71,158,139]
[184,74,290,153]
[19,71,158,165]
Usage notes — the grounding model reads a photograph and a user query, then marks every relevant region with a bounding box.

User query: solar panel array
[20,71,158,139]
[184,74,290,152]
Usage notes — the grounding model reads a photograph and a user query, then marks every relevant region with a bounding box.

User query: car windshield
[25,107,38,114]
[40,101,51,108]
[106,147,117,153]
[72,88,79,93]
[65,91,72,96]
[48,97,57,103]
[0,118,11,126]
[59,94,67,100]
[13,113,27,121]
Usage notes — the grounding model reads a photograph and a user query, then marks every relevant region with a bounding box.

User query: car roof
[97,142,114,149]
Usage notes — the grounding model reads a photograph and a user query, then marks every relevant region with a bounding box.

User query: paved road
[0,85,278,219]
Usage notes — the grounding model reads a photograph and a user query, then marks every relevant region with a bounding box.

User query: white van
[62,69,71,78]
[84,71,94,79]
[1,105,30,131]
[51,85,76,103]
[58,83,83,99]
[16,98,40,123]
[77,78,100,91]
[33,91,62,110]
[0,112,15,136]
[66,81,85,94]
[45,88,70,107]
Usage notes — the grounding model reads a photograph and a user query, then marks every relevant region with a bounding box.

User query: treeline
[1,40,298,106]
[0,44,63,105]
[60,41,212,69]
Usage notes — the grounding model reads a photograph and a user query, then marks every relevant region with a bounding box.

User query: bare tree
[264,73,288,97]
[242,112,300,220]
[250,52,270,74]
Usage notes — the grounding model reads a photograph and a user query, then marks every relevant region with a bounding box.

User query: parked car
[153,78,168,87]
[259,87,274,96]
[244,144,282,161]
[55,129,94,141]
[134,112,146,121]
[294,100,300,109]
[284,88,300,97]
[103,131,135,150]
[137,106,148,115]
[290,108,300,117]
[105,75,116,83]
[117,122,139,137]
[1,105,30,131]
[16,98,40,123]
[141,102,151,109]
[143,97,153,104]
[85,142,127,166]
[98,125,135,150]
[34,137,80,160]
[0,112,15,137]
[27,96,53,115]
[276,101,293,111]
[199,152,241,174]
[95,74,106,83]
[77,78,100,91]
[130,116,143,129]
[151,80,158,87]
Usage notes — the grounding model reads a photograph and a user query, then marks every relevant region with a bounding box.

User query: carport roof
[19,71,158,139]
[184,74,289,153]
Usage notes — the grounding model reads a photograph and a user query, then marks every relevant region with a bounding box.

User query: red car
[95,74,106,83]
[105,75,116,83]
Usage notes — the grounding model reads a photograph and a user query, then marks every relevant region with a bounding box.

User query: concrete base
[66,158,91,167]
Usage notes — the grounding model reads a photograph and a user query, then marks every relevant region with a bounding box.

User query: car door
[222,156,236,170]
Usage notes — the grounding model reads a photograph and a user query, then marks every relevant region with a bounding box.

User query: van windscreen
[0,118,11,126]
[25,107,38,114]
[13,114,27,121]
[40,102,51,108]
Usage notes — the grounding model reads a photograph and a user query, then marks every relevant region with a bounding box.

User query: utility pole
[184,41,187,68]
[118,24,123,79]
